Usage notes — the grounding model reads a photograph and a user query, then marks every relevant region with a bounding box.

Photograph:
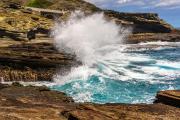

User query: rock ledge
[155,90,180,107]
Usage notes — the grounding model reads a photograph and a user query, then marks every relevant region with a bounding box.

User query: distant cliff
[104,10,173,33]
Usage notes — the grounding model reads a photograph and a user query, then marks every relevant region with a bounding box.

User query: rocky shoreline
[0,0,180,119]
[0,83,179,120]
[0,0,179,82]
[0,33,179,82]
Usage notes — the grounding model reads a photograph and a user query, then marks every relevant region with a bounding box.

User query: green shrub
[27,0,53,8]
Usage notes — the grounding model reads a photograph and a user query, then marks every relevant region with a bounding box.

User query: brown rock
[104,10,173,33]
[155,90,180,107]
[127,33,180,44]
[0,84,179,120]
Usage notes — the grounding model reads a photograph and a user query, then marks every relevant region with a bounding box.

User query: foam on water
[51,44,180,103]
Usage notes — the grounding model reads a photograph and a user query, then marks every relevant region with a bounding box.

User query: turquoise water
[51,43,180,104]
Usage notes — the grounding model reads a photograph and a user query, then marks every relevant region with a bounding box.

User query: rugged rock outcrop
[0,83,179,120]
[104,10,173,33]
[0,0,100,13]
[0,0,175,35]
[0,42,79,82]
[0,7,53,40]
[155,90,180,107]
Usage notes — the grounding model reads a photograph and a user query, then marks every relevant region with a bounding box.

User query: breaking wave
[51,11,180,104]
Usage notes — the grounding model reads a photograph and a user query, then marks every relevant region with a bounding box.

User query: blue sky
[85,0,180,28]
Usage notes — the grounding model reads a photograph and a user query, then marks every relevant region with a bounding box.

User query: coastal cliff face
[0,0,174,35]
[104,10,173,33]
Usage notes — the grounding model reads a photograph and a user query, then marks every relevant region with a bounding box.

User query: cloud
[155,0,180,8]
[85,0,180,9]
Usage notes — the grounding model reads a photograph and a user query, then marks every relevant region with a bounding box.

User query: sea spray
[53,11,131,66]
[52,11,131,85]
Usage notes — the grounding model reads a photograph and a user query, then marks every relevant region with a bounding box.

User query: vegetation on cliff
[27,0,53,8]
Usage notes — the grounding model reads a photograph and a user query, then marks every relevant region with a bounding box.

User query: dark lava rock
[8,2,21,9]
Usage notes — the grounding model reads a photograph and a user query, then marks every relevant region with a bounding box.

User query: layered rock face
[104,10,173,33]
[127,33,180,44]
[0,42,78,82]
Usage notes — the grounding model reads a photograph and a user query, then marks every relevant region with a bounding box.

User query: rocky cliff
[0,0,100,12]
[104,10,173,33]
[0,0,174,35]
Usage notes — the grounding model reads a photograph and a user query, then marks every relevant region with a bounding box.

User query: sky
[85,0,180,28]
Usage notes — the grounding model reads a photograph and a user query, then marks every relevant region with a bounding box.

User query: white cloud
[155,0,180,7]
[85,0,180,9]
[117,0,132,4]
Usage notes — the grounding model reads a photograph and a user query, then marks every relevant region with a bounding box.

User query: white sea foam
[53,65,98,85]
[139,41,180,46]
[53,11,130,66]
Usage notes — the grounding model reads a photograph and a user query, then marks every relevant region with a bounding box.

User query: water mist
[53,11,130,66]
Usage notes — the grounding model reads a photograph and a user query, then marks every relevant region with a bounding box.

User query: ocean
[51,42,180,104]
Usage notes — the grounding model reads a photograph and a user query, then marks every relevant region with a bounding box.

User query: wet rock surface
[0,83,179,120]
